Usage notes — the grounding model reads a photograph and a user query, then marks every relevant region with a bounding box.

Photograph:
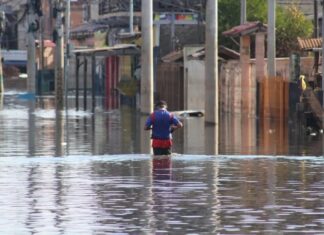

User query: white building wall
[183,46,205,110]
[90,2,99,21]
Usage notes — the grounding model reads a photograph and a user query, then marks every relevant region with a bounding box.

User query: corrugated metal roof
[297,37,322,51]
[222,21,267,37]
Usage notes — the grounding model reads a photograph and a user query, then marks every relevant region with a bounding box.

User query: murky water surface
[0,92,323,234]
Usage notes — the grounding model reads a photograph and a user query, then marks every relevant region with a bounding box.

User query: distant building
[70,0,206,57]
[0,0,85,51]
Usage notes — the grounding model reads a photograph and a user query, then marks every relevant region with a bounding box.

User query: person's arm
[144,116,152,131]
[170,116,183,133]
[170,123,183,133]
[144,125,152,131]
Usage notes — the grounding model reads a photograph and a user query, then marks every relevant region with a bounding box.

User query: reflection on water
[0,92,323,233]
[0,155,323,234]
[0,93,322,157]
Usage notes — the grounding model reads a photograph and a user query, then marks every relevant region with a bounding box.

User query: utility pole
[314,0,319,73]
[267,0,276,78]
[322,0,324,110]
[54,0,65,110]
[205,0,218,124]
[39,4,45,96]
[205,0,218,153]
[241,0,247,24]
[140,0,153,114]
[129,0,134,34]
[0,11,5,94]
[64,0,71,108]
[27,0,37,95]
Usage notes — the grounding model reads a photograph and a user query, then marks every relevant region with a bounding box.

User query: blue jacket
[145,109,181,140]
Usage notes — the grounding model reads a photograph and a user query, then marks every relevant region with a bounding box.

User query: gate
[156,63,184,111]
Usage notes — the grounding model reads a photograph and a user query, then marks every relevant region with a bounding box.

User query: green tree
[219,0,268,50]
[218,0,313,57]
[276,4,313,57]
[218,0,240,50]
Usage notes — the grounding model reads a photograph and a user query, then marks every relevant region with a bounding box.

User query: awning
[73,44,140,56]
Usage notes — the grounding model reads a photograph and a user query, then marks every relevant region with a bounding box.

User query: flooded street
[0,92,323,234]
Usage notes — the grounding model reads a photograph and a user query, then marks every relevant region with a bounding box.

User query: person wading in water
[144,100,183,155]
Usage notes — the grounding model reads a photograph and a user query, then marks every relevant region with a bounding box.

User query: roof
[189,48,205,59]
[161,46,239,63]
[73,44,140,56]
[297,37,322,51]
[161,50,183,63]
[188,46,240,60]
[222,21,267,37]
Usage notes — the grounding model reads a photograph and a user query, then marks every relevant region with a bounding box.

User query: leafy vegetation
[276,5,313,56]
[218,0,313,57]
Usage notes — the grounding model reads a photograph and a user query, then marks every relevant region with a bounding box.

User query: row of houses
[0,1,318,52]
[1,0,207,106]
[0,1,322,126]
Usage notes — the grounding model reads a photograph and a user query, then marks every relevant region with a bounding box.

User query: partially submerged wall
[219,57,314,116]
[183,46,205,111]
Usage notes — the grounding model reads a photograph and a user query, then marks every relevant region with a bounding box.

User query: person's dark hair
[155,100,167,109]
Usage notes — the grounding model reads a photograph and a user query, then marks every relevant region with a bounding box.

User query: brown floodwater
[0,92,323,234]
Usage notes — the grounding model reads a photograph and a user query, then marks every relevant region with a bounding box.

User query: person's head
[155,100,167,109]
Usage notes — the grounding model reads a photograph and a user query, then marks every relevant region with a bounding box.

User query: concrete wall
[220,60,242,114]
[90,3,99,21]
[275,57,314,79]
[64,55,315,115]
[183,46,204,110]
[220,56,314,115]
